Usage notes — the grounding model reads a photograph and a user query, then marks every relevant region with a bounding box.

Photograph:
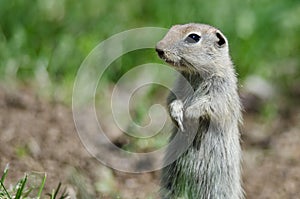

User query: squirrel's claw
[177,120,185,132]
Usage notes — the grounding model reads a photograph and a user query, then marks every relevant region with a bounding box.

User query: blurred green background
[1,0,299,103]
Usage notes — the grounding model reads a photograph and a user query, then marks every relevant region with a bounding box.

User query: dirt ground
[0,85,299,199]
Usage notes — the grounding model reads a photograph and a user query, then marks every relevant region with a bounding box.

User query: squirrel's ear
[215,32,226,48]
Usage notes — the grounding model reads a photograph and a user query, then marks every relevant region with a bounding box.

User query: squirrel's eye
[185,33,201,43]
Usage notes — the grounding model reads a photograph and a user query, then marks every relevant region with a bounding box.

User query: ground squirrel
[156,23,243,199]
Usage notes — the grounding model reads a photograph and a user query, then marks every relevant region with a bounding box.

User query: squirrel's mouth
[162,57,183,68]
[155,48,182,67]
[163,57,177,65]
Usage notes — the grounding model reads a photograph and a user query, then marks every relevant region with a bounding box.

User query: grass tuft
[0,164,70,199]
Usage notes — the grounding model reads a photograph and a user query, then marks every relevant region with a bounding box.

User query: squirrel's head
[156,23,231,75]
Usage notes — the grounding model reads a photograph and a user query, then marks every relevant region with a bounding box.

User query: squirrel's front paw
[169,100,185,132]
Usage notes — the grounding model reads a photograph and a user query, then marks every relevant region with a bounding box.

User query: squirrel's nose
[155,48,165,58]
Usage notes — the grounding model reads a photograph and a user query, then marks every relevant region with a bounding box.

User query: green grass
[0,0,299,101]
[0,164,69,199]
